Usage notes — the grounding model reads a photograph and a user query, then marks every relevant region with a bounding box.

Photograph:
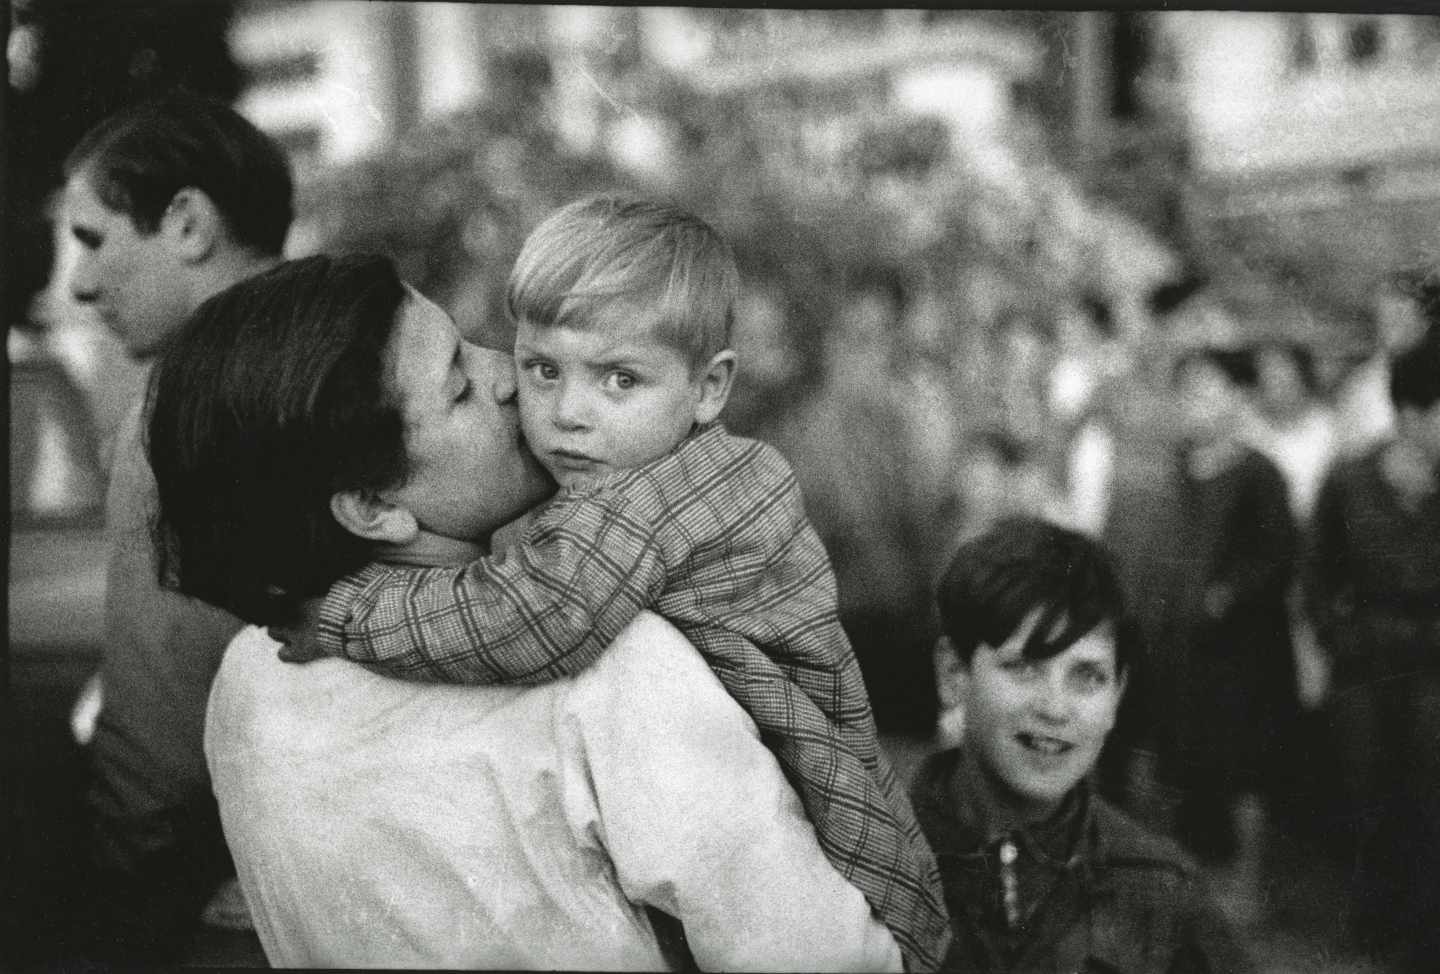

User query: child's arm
[313,487,668,683]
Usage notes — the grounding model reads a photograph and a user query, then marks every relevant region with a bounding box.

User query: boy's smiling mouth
[1016,732,1073,756]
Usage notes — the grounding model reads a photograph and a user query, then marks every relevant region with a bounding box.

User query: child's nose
[553,382,590,428]
[1030,676,1071,723]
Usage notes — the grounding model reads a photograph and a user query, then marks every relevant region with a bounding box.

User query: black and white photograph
[6,3,1440,971]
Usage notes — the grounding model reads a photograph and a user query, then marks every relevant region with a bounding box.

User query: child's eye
[1071,666,1111,691]
[606,371,637,391]
[525,361,559,382]
[1000,659,1039,678]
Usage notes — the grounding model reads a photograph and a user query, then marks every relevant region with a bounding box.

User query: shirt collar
[914,746,1092,869]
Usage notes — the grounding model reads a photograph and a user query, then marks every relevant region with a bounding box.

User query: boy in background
[297,194,947,968]
[913,516,1246,972]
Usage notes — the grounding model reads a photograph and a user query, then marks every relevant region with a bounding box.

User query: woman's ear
[161,187,222,264]
[330,489,419,546]
[693,349,737,425]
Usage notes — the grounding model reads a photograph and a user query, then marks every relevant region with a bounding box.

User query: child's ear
[330,489,419,546]
[693,349,737,425]
[933,635,970,711]
[162,187,222,264]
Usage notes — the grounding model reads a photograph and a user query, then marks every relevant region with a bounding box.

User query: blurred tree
[5,0,239,329]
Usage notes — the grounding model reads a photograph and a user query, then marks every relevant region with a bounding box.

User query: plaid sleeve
[313,489,668,684]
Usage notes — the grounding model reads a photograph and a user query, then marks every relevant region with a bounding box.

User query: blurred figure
[1245,340,1339,714]
[914,516,1250,972]
[59,91,292,963]
[1247,341,1336,525]
[1141,348,1299,920]
[992,308,1054,447]
[952,428,1066,544]
[1330,275,1428,460]
[773,271,940,738]
[1305,338,1440,970]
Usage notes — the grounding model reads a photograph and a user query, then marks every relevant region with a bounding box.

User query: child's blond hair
[507,193,738,370]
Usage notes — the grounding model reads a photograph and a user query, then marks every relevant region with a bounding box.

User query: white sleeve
[566,612,903,973]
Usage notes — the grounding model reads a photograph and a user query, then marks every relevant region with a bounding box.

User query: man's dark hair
[64,90,293,255]
[1390,335,1440,412]
[936,516,1135,674]
[148,254,409,625]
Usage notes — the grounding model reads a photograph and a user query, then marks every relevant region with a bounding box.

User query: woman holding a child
[145,196,936,969]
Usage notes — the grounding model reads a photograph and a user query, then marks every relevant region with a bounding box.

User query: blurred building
[1101,11,1440,328]
[223,3,1177,329]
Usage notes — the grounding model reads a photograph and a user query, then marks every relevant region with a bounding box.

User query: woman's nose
[69,255,99,304]
[491,361,518,403]
[464,343,516,403]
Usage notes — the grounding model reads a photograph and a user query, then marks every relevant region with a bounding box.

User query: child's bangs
[1019,600,1093,662]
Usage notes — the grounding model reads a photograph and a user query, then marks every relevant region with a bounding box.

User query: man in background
[1307,336,1440,970]
[59,90,292,962]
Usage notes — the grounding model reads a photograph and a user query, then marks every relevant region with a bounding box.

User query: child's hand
[269,597,329,664]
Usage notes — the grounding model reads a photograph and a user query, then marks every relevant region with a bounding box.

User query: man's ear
[933,635,970,712]
[330,489,419,546]
[161,187,222,264]
[693,349,737,425]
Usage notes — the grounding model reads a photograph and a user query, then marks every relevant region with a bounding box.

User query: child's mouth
[1016,733,1072,756]
[549,449,600,473]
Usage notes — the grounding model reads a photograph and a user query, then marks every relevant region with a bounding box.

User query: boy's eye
[72,227,102,250]
[1071,665,1111,691]
[605,371,637,391]
[1000,659,1039,678]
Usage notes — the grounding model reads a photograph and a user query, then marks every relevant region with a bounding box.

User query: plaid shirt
[316,422,949,969]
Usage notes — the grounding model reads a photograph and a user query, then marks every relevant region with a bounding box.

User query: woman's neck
[375,530,488,569]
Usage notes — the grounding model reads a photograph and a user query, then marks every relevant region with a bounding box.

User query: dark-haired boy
[913,516,1249,973]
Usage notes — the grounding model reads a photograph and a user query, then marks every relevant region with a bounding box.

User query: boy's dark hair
[936,516,1134,674]
[148,254,410,626]
[507,192,738,370]
[65,90,293,256]
[1390,334,1440,412]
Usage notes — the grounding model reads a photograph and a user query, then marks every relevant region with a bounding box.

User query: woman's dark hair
[936,516,1136,675]
[65,90,293,256]
[147,253,410,625]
